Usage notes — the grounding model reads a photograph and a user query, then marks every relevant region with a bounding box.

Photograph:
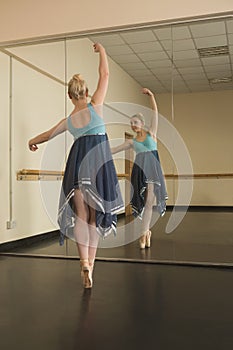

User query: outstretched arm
[91,43,109,106]
[142,88,158,138]
[111,139,133,154]
[28,118,67,151]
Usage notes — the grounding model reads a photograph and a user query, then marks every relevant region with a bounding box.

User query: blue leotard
[67,103,105,139]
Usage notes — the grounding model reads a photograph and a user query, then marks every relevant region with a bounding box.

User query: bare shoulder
[90,101,104,118]
[148,130,157,142]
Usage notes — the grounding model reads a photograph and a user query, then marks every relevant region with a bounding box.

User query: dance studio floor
[0,209,233,349]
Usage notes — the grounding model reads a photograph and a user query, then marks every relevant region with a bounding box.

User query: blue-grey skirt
[58,134,124,245]
[130,150,168,219]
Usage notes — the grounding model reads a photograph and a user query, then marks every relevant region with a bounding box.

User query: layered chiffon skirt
[130,150,168,219]
[58,134,124,245]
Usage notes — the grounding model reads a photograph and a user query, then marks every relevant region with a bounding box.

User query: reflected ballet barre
[17,169,128,181]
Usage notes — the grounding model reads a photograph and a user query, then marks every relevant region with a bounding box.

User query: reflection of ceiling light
[209,77,232,84]
[198,45,229,58]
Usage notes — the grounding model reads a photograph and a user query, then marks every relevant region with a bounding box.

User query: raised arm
[28,118,67,151]
[142,88,158,138]
[91,43,109,106]
[111,139,133,154]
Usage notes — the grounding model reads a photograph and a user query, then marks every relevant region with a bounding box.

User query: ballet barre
[165,173,233,179]
[17,169,128,181]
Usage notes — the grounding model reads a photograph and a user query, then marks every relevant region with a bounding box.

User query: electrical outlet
[6,220,16,229]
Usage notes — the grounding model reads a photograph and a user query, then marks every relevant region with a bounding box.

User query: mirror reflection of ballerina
[28,43,124,289]
[111,88,168,249]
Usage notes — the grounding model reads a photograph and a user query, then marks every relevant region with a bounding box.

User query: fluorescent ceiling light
[198,45,229,58]
[209,76,232,84]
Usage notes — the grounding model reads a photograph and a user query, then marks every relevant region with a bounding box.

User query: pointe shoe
[139,235,146,249]
[82,267,93,289]
[145,230,152,248]
[80,259,93,289]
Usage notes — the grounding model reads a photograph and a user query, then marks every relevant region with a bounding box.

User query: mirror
[0,15,232,266]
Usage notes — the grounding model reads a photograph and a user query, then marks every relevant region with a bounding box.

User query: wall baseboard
[0,230,59,252]
[166,205,233,212]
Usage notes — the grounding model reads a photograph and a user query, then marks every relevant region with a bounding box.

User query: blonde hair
[131,113,145,124]
[68,74,88,100]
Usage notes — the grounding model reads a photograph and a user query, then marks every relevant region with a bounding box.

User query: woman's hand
[93,43,104,53]
[142,88,154,96]
[28,141,38,152]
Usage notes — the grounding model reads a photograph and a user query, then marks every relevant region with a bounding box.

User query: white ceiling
[89,18,233,94]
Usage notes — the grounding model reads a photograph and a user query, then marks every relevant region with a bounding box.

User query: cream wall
[0,38,149,244]
[0,1,232,44]
[0,53,10,238]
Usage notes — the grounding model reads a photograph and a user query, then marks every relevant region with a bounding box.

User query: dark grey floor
[1,255,233,350]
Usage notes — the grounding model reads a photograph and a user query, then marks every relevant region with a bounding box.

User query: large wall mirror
[0,15,232,266]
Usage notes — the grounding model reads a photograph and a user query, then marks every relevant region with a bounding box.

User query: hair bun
[73,74,83,81]
[68,74,88,100]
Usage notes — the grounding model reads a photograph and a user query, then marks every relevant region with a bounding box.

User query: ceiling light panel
[209,80,233,89]
[198,45,229,58]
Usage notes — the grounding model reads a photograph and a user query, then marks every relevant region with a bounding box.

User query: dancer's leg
[88,206,99,261]
[73,189,94,288]
[73,189,89,259]
[142,183,155,233]
[87,204,99,286]
[139,183,155,248]
[73,189,99,288]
